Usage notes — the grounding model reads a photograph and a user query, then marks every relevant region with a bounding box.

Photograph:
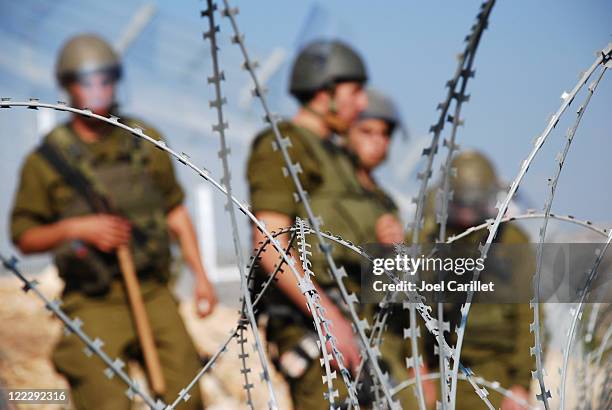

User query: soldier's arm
[167,204,217,317]
[11,153,129,254]
[248,129,361,370]
[17,216,129,254]
[253,210,362,371]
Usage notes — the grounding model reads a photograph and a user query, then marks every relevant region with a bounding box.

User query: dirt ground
[0,267,291,410]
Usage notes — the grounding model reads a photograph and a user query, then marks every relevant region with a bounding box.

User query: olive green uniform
[247,122,417,409]
[10,120,203,409]
[413,191,534,409]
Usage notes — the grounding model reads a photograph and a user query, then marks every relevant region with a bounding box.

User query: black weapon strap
[37,139,149,244]
[37,141,112,214]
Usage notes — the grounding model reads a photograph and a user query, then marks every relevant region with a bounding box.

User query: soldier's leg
[144,281,204,410]
[51,287,136,410]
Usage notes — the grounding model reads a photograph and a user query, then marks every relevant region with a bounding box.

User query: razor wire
[558,230,612,408]
[447,43,612,410]
[447,211,609,243]
[0,254,167,410]
[244,220,531,410]
[530,62,608,410]
[433,1,495,406]
[200,2,278,408]
[360,2,497,409]
[295,217,360,409]
[205,1,361,406]
[218,0,399,407]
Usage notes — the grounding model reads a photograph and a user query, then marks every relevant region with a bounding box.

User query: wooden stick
[116,245,166,396]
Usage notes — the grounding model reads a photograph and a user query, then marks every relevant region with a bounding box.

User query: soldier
[246,40,408,408]
[9,34,216,409]
[414,151,534,409]
[347,88,437,408]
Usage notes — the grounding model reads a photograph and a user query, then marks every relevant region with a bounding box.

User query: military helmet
[289,39,368,99]
[450,150,500,206]
[56,34,121,87]
[359,88,402,135]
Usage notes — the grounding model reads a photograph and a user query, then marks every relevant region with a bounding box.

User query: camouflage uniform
[10,120,204,410]
[247,121,417,409]
[411,152,534,409]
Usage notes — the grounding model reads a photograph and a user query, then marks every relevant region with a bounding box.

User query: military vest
[41,122,171,295]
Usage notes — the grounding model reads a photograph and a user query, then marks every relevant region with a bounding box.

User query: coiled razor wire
[170,229,299,410]
[4,208,609,409]
[362,2,497,409]
[295,217,360,409]
[245,221,564,409]
[1,2,502,408]
[447,43,612,410]
[533,63,608,410]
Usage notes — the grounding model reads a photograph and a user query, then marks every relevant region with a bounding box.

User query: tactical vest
[40,122,171,295]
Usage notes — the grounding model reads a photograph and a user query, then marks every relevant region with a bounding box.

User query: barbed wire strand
[447,211,609,243]
[447,43,612,410]
[296,218,361,409]
[200,2,279,408]
[433,1,496,406]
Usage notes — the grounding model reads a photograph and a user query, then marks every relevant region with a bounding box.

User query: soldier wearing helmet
[10,34,216,409]
[247,41,415,408]
[345,89,438,407]
[410,150,534,409]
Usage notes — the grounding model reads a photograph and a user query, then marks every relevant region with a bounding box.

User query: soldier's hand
[194,275,218,318]
[71,214,131,252]
[375,213,404,244]
[501,385,530,410]
[325,307,361,374]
